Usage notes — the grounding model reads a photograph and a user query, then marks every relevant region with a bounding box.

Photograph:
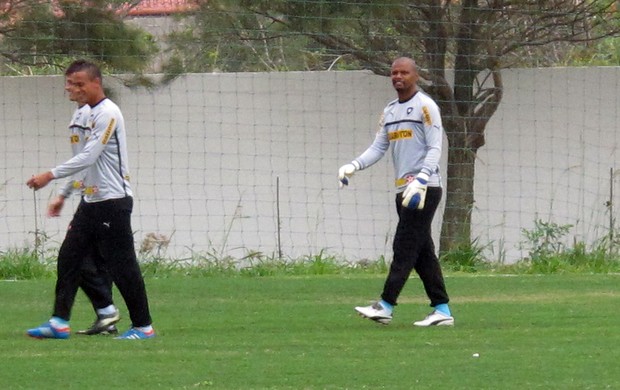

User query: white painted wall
[1,68,618,263]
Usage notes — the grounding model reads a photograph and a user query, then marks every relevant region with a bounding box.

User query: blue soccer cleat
[115,327,156,340]
[27,321,71,339]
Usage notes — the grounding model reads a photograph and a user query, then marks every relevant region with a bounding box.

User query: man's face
[65,70,99,105]
[64,74,83,104]
[391,60,418,93]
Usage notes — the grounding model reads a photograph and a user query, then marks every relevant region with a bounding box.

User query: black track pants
[78,251,114,312]
[53,197,152,327]
[381,187,449,307]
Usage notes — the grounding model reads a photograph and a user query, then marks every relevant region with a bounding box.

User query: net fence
[1,1,619,264]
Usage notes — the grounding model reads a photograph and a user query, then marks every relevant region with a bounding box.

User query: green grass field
[1,273,618,389]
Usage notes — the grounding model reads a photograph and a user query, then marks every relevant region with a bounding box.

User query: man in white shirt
[27,60,155,340]
[48,97,120,336]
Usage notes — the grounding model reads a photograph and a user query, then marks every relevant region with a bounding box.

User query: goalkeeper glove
[338,161,361,188]
[402,172,429,210]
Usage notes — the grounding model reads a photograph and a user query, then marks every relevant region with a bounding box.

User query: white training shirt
[354,90,444,191]
[52,98,132,202]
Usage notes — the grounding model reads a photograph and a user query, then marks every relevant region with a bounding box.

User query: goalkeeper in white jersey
[339,57,453,327]
[26,60,155,340]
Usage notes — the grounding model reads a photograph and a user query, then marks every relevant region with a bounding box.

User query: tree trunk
[440,134,476,254]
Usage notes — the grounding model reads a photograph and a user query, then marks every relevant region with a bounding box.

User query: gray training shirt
[354,91,444,191]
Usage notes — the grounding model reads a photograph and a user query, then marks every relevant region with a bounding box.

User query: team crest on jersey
[407,107,413,115]
[422,106,432,126]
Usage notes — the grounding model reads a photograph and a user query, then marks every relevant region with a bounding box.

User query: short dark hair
[65,60,102,80]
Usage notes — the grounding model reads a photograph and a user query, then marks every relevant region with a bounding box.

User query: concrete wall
[475,68,620,262]
[1,68,618,263]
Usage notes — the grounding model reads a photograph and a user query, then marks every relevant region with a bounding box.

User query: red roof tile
[125,0,200,16]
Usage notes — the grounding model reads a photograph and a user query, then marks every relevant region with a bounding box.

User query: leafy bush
[514,219,620,274]
[440,238,489,273]
[0,249,55,280]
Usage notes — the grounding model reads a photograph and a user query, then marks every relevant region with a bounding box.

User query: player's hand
[27,171,54,191]
[402,172,429,210]
[338,161,361,188]
[47,196,66,217]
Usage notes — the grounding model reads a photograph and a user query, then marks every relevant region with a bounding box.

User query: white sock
[96,305,117,316]
[50,316,69,327]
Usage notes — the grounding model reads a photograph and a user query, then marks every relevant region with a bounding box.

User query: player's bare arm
[26,171,55,191]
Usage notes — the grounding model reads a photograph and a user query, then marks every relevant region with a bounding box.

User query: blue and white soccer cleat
[115,327,156,340]
[27,321,71,339]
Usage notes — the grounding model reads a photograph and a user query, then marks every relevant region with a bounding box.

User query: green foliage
[3,239,619,281]
[1,0,157,75]
[137,248,389,278]
[514,219,620,274]
[434,217,620,274]
[440,238,489,273]
[134,226,391,278]
[561,37,620,66]
[163,1,323,73]
[3,221,618,281]
[520,219,573,262]
[0,248,54,279]
[161,0,422,75]
[162,1,620,76]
